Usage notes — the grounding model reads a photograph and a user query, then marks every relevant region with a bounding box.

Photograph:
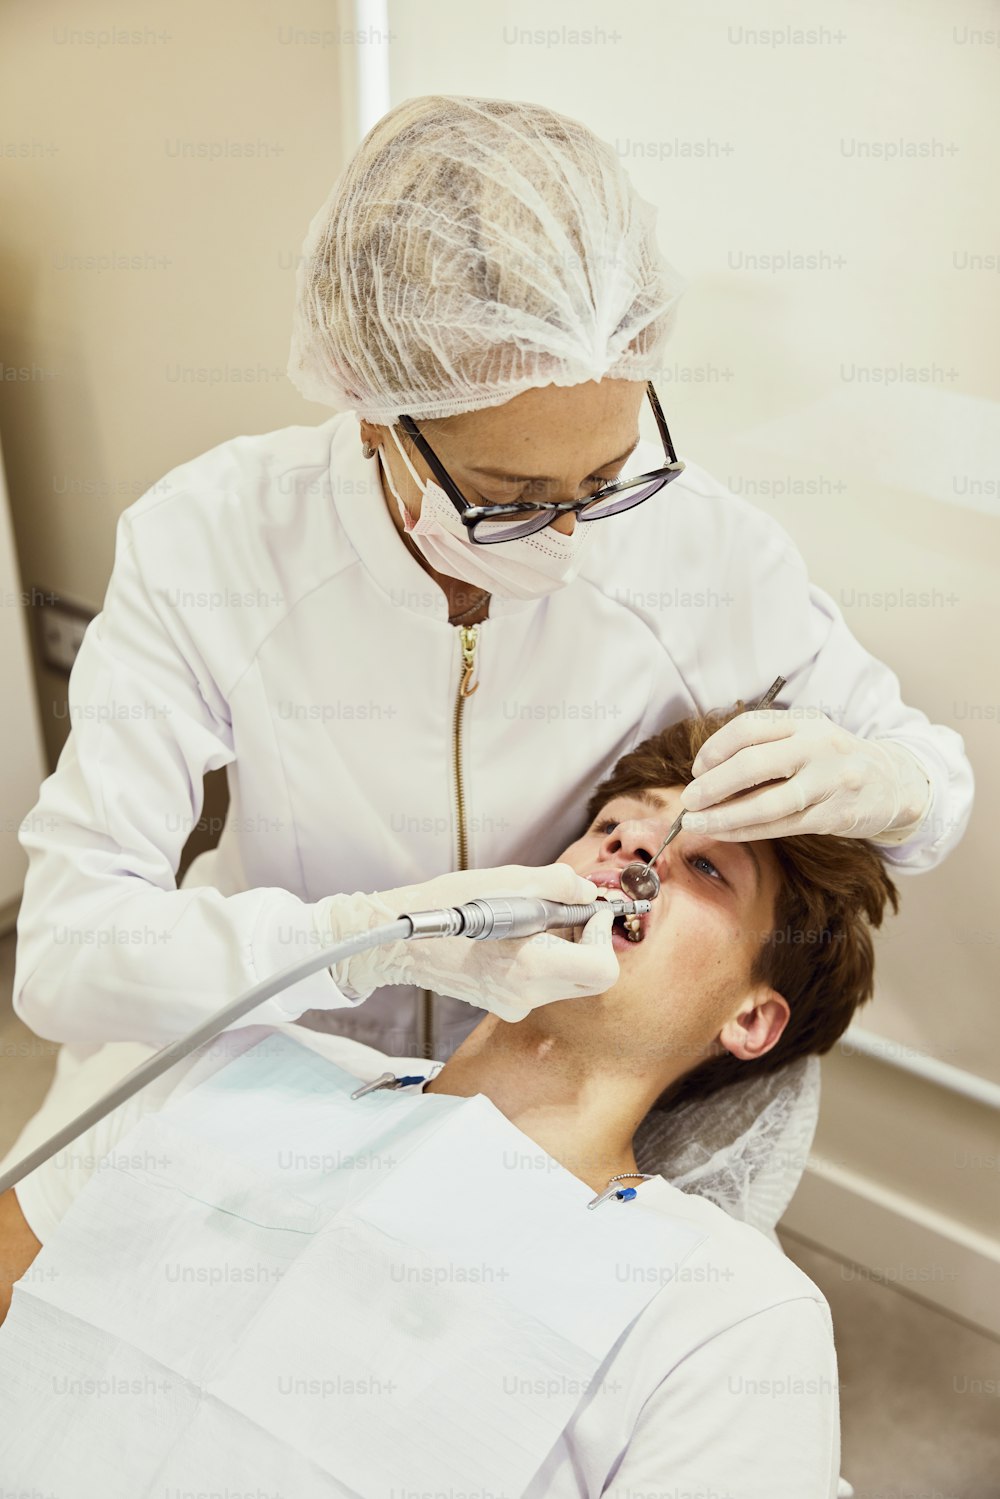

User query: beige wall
[0,434,47,914]
[0,0,357,778]
[783,1046,1000,1336]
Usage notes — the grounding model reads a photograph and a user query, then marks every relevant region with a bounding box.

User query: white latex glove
[678,710,933,842]
[299,862,619,1023]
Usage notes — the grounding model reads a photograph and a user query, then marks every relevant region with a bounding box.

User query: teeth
[591,883,645,943]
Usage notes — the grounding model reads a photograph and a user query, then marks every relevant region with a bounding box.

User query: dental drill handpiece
[618,674,788,903]
[0,894,650,1196]
[403,895,652,940]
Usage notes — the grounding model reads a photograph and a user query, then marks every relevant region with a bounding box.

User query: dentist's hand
[679,710,932,842]
[294,862,620,1023]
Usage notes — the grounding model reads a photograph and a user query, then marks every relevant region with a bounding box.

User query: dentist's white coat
[12,413,973,1073]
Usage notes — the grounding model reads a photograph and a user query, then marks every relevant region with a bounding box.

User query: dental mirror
[618,674,787,903]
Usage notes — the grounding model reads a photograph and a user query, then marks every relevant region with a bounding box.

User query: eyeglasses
[396,380,685,544]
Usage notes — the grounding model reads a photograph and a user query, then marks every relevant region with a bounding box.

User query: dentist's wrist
[314,890,416,1000]
[869,742,933,845]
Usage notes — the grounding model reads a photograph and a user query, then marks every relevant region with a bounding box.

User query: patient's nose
[599,815,671,871]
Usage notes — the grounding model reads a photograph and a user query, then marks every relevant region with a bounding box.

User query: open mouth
[612,909,644,943]
[591,880,646,943]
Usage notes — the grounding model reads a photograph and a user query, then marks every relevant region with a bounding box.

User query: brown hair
[582,705,900,1107]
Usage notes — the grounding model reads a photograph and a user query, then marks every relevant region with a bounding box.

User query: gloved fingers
[575,903,621,988]
[682,736,809,815]
[694,801,877,840]
[557,863,606,902]
[688,809,836,841]
[683,760,832,837]
[425,862,588,896]
[686,757,902,840]
[472,986,533,1023]
[578,898,618,949]
[450,965,532,1022]
[548,892,619,945]
[448,941,561,1022]
[387,860,601,913]
[690,708,796,777]
[411,940,521,1019]
[364,863,619,1023]
[515,915,620,1000]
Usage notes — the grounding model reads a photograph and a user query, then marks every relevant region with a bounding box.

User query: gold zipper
[453,623,481,869]
[419,623,481,1059]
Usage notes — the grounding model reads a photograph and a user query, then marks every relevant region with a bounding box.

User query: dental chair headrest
[633,1054,821,1238]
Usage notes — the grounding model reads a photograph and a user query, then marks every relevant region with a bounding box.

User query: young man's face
[550,784,790,1082]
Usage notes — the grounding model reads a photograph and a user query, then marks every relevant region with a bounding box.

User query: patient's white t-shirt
[2,1024,841,1497]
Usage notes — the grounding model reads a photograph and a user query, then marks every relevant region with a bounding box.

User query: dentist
[6,95,973,1182]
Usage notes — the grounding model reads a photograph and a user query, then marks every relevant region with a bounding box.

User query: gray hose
[0,919,411,1195]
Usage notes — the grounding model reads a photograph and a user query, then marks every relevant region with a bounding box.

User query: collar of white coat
[328,414,536,621]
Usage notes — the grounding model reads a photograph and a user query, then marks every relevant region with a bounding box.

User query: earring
[362,439,376,460]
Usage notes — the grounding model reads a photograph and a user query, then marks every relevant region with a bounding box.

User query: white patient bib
[0,1032,707,1496]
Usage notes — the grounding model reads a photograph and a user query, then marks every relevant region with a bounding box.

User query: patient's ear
[716,985,790,1063]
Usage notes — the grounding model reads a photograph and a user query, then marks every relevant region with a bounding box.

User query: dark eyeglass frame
[396,380,685,544]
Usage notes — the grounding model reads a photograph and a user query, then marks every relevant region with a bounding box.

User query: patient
[431,709,898,1194]
[0,706,898,1496]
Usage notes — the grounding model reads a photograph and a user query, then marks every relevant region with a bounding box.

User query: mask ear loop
[376,439,421,531]
[389,424,427,492]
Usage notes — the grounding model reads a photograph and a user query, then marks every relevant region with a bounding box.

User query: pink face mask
[377,426,595,602]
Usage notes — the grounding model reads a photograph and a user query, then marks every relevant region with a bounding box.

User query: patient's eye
[592,817,729,887]
[689,853,726,885]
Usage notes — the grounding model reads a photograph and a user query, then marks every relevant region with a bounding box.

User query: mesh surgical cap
[286,94,687,425]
